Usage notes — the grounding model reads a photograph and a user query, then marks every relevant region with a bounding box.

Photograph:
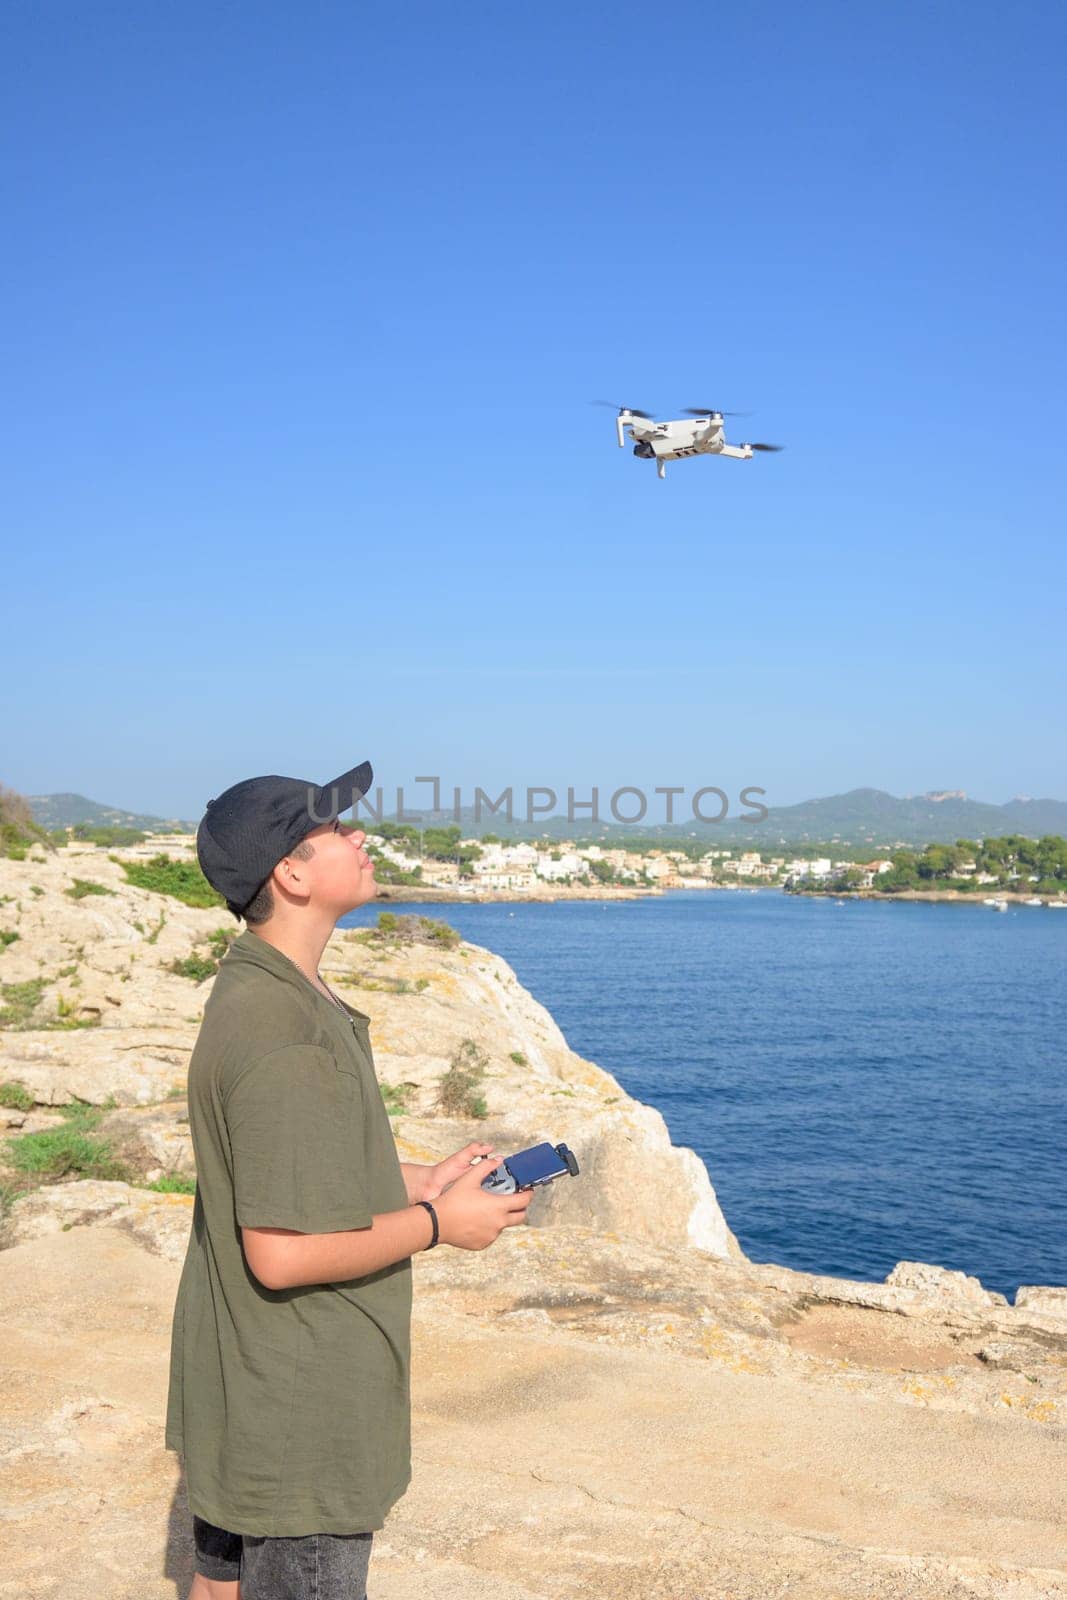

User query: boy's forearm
[272,1204,435,1289]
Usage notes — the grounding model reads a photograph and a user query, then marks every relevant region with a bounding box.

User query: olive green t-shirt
[164,928,412,1536]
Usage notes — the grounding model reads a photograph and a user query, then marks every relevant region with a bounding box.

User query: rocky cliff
[1,843,1065,1600]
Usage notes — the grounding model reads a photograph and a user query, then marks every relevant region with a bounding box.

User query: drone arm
[718,443,753,460]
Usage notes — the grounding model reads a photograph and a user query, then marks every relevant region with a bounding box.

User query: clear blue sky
[3,1,1065,821]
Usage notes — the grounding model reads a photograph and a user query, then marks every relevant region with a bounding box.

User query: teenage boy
[165,761,532,1600]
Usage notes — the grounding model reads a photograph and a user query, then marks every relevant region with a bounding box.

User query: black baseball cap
[196,761,373,919]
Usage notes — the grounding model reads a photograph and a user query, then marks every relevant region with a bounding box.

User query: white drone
[596,402,783,479]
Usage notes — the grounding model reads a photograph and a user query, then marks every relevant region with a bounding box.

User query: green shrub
[0,1180,22,1231]
[0,1081,34,1112]
[436,1039,489,1119]
[0,785,55,859]
[170,954,218,984]
[508,1050,527,1067]
[143,1173,197,1195]
[70,824,146,846]
[0,979,46,1028]
[380,1081,415,1118]
[349,912,461,951]
[4,1097,130,1183]
[170,926,235,984]
[115,854,224,909]
[29,885,44,897]
[64,879,115,900]
[0,930,19,949]
[50,996,102,1030]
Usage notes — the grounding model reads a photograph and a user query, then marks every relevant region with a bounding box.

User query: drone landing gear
[656,458,666,479]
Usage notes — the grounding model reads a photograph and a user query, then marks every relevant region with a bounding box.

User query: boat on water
[1025,896,1044,906]
[1049,901,1067,909]
[983,897,1001,906]
[995,900,1008,911]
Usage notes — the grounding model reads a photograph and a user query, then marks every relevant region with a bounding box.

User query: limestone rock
[1,849,738,1261]
[3,1176,196,1261]
[3,848,1066,1599]
[885,1259,1009,1307]
[1016,1285,1067,1321]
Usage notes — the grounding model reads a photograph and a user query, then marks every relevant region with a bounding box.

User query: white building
[535,850,583,881]
[477,868,537,891]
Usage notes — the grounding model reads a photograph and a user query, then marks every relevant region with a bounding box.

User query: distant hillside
[374,786,1067,847]
[28,793,197,834]
[711,787,1067,847]
[24,785,1067,849]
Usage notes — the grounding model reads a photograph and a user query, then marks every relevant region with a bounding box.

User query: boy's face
[295,818,377,915]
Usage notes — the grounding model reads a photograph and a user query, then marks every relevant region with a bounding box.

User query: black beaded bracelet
[415,1199,439,1250]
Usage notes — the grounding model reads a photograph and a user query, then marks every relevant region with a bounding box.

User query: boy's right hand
[433,1156,533,1250]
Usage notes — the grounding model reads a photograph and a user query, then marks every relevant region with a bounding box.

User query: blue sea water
[339,890,1066,1300]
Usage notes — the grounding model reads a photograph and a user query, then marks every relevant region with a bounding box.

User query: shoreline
[375,883,1067,908]
[373,882,786,904]
[795,887,1067,906]
[374,883,664,903]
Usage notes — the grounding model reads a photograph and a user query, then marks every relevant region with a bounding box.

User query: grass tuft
[3,1097,130,1183]
[380,1080,416,1118]
[64,879,115,900]
[0,979,46,1028]
[436,1038,489,1119]
[0,1081,34,1111]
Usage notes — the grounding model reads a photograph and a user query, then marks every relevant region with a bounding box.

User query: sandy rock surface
[1,847,1065,1598]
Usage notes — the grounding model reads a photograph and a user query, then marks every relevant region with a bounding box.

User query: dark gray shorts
[193,1514,373,1598]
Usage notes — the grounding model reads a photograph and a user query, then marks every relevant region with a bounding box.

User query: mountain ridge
[24,786,1067,847]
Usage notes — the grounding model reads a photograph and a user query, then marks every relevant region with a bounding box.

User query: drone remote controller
[480,1141,580,1195]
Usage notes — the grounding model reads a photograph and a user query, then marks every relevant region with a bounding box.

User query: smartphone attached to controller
[479,1141,580,1195]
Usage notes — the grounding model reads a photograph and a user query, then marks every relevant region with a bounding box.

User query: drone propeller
[744,442,784,452]
[591,400,654,419]
[682,407,751,418]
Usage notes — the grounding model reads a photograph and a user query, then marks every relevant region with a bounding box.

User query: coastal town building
[475,867,538,891]
[420,860,461,887]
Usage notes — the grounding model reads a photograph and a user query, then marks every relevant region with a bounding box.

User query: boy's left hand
[423,1142,502,1201]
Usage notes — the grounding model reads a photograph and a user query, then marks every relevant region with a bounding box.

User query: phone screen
[506,1142,569,1189]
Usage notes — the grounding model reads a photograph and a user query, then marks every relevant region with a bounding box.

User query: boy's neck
[247,916,336,989]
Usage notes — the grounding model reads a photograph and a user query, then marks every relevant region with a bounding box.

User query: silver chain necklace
[271,942,349,1016]
[318,978,348,1014]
